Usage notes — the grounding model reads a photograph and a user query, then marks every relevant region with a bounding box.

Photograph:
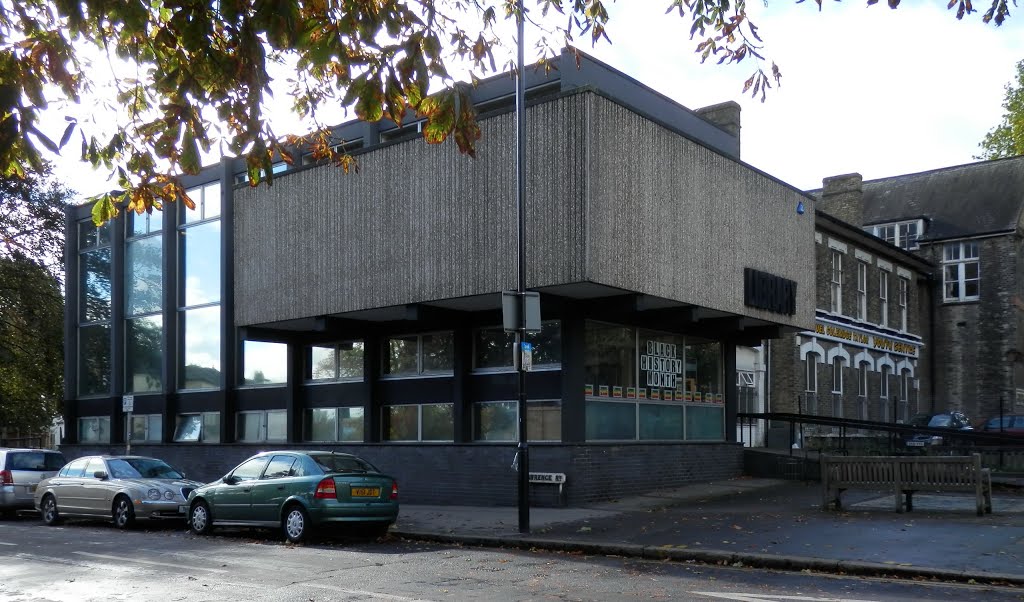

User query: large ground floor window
[473,400,562,442]
[586,400,724,440]
[383,403,453,442]
[305,406,365,442]
[583,322,724,441]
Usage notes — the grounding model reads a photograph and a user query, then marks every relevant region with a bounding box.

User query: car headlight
[147,488,161,501]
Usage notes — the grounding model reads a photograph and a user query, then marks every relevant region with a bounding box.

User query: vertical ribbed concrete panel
[584,96,814,328]
[234,97,588,326]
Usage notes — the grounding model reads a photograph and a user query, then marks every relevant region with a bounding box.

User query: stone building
[61,49,816,506]
[767,208,933,444]
[814,157,1024,424]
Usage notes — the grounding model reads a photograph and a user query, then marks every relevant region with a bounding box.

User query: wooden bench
[821,454,992,516]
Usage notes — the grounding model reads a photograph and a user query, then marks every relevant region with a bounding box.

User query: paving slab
[392,477,1024,584]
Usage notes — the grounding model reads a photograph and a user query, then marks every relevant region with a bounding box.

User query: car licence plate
[907,441,925,447]
[351,487,380,498]
[178,505,188,514]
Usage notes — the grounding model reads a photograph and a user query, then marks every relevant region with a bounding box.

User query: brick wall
[920,235,1022,422]
[58,442,744,507]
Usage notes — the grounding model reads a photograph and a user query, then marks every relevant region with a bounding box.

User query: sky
[50,1,1024,197]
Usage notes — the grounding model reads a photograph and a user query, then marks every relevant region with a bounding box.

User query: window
[304,407,364,442]
[383,332,453,376]
[79,416,111,443]
[831,357,843,393]
[830,251,843,314]
[236,410,286,442]
[300,140,365,165]
[127,414,162,443]
[383,403,454,441]
[233,161,287,185]
[943,241,980,302]
[262,455,297,479]
[184,181,222,223]
[380,120,424,142]
[879,271,889,327]
[173,412,220,443]
[125,213,164,394]
[857,363,868,396]
[898,278,909,331]
[179,182,221,390]
[78,219,112,396]
[805,355,817,392]
[880,365,890,399]
[473,400,562,442]
[473,321,562,371]
[229,457,269,481]
[737,371,757,420]
[856,261,868,321]
[307,341,364,381]
[864,220,922,250]
[242,340,287,386]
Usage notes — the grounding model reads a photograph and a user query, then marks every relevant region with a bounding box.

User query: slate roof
[860,156,1024,242]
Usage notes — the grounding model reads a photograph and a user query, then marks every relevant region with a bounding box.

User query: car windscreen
[908,414,932,427]
[927,415,953,428]
[6,451,66,471]
[107,458,184,480]
[311,454,377,474]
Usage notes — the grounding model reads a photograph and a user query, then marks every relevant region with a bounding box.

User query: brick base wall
[58,442,744,507]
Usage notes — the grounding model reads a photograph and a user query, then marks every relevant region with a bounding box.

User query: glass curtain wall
[125,211,163,393]
[179,182,222,390]
[78,220,112,396]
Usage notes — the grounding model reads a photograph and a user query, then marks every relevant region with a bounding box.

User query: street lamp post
[514,0,530,535]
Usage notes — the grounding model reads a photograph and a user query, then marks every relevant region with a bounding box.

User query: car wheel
[112,495,136,530]
[282,504,308,544]
[41,494,61,526]
[190,501,213,536]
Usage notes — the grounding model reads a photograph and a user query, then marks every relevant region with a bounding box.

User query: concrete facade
[61,50,816,506]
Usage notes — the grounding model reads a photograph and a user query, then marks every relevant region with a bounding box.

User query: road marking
[691,594,878,602]
[302,582,437,602]
[72,551,228,574]
[0,542,16,546]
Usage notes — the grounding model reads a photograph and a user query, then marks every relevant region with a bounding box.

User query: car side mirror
[93,471,108,480]
[223,475,238,485]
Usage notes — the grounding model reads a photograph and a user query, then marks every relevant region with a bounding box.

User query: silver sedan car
[34,455,202,529]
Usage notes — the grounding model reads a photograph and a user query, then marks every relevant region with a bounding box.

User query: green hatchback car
[187,451,398,543]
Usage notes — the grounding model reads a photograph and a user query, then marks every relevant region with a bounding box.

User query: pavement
[391,476,1024,585]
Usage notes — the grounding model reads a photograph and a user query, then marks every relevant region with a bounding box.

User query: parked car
[0,448,66,517]
[34,455,202,528]
[903,411,974,448]
[980,414,1024,437]
[188,450,399,543]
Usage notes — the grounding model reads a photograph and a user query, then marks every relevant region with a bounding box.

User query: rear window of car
[310,454,376,474]
[5,451,66,471]
[928,415,953,428]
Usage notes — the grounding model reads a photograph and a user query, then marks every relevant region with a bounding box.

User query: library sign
[813,322,919,358]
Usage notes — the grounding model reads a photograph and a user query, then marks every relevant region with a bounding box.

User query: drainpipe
[928,271,937,414]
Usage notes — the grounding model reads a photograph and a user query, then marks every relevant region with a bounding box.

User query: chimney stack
[819,173,864,226]
[696,101,741,157]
